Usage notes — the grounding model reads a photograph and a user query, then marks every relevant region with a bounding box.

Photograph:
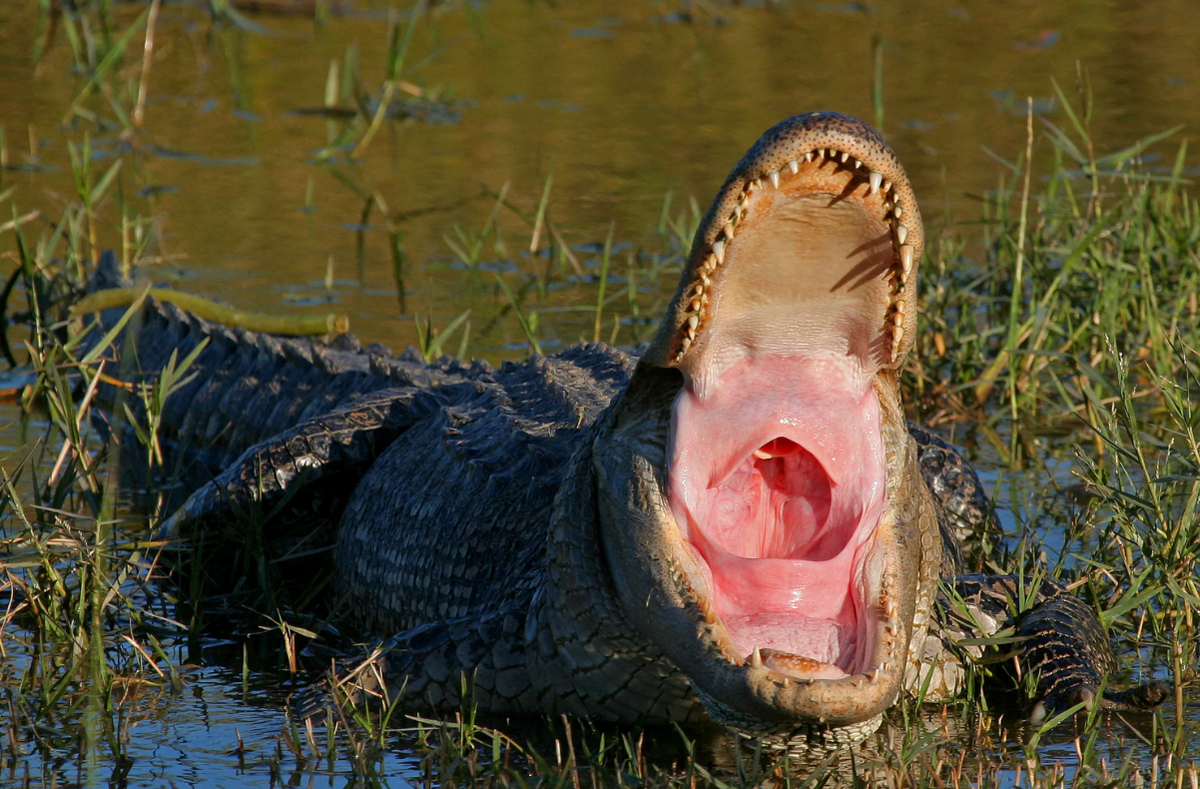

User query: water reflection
[1,0,1196,360]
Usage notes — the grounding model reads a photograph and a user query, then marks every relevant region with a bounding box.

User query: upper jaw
[642,111,924,374]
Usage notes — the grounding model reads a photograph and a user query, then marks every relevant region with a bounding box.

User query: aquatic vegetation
[0,0,1196,786]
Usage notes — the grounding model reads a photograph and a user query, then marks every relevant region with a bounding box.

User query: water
[0,0,1196,785]
[3,0,1199,358]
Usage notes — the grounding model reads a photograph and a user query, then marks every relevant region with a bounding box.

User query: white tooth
[787,160,799,174]
[869,172,882,194]
[704,253,717,271]
[818,148,826,159]
[804,152,814,162]
[712,239,726,265]
[883,179,893,193]
[840,151,849,163]
[750,646,764,669]
[894,204,903,219]
[896,224,908,244]
[769,170,780,189]
[753,178,763,190]
[900,244,914,274]
[723,222,735,240]
[854,159,862,169]
[753,449,772,460]
[679,336,692,353]
[687,314,699,330]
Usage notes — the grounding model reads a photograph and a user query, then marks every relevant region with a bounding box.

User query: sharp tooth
[894,204,903,219]
[854,158,863,169]
[840,151,849,163]
[750,646,764,669]
[753,178,763,190]
[900,244,914,274]
[869,171,882,194]
[892,325,905,351]
[753,449,771,460]
[723,222,735,240]
[704,253,717,271]
[787,160,799,174]
[818,148,826,159]
[679,336,692,353]
[687,314,699,330]
[769,170,780,189]
[804,151,814,162]
[712,239,726,265]
[896,224,908,244]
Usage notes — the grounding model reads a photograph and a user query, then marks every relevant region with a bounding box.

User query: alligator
[81,112,1164,750]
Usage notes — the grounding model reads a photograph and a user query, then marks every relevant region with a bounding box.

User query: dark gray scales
[335,345,635,633]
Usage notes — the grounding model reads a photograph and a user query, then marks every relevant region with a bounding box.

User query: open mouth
[669,356,885,680]
[663,139,912,685]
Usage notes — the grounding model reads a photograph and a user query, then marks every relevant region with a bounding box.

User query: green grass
[0,1,1197,787]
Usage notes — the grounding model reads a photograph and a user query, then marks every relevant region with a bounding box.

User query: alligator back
[83,254,477,489]
[336,346,635,632]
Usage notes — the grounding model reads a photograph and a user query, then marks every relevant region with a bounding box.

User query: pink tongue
[668,356,885,663]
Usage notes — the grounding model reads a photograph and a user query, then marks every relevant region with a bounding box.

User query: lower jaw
[723,613,857,679]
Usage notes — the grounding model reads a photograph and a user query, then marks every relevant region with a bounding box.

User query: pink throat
[668,356,886,674]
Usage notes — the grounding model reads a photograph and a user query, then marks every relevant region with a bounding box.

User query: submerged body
[89,113,1163,748]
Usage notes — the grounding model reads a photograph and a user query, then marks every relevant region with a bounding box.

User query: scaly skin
[88,113,1163,752]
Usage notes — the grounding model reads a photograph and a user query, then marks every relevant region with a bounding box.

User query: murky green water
[0,0,1197,785]
[3,0,1199,357]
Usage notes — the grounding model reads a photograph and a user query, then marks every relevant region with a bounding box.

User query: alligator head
[593,112,942,741]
